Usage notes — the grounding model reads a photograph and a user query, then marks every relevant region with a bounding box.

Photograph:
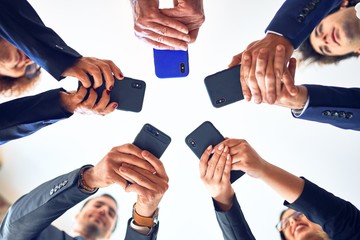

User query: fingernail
[211,148,215,154]
[112,103,118,108]
[218,144,224,151]
[227,154,231,160]
[109,85,113,91]
[106,90,110,95]
[224,146,228,152]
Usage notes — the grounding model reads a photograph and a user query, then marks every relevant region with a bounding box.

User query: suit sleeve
[214,194,256,240]
[124,219,160,240]
[0,0,82,80]
[285,177,360,239]
[0,88,73,145]
[0,166,95,240]
[265,0,342,48]
[293,84,360,131]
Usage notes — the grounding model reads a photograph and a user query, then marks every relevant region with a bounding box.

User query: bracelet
[79,166,98,193]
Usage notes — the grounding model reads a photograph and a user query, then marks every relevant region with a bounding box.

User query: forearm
[260,161,304,203]
[0,0,82,80]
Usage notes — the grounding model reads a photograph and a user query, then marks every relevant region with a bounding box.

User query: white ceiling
[1,0,359,239]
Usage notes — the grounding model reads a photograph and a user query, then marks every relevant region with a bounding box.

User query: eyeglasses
[275,211,304,232]
[24,63,41,79]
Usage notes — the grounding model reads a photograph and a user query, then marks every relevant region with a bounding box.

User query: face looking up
[0,39,34,78]
[310,6,360,57]
[279,209,328,240]
[75,196,118,239]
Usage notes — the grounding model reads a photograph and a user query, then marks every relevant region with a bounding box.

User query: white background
[1,0,360,239]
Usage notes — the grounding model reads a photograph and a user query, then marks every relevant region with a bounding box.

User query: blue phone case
[78,74,146,112]
[204,65,244,108]
[153,49,189,78]
[133,123,171,159]
[185,121,244,183]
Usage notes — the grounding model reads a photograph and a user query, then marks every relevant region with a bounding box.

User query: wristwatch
[132,203,159,228]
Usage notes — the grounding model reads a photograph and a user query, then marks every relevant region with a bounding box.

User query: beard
[83,222,103,239]
[342,18,360,42]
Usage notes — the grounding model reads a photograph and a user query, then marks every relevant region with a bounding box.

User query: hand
[274,57,308,109]
[83,144,157,190]
[222,139,269,179]
[229,34,296,104]
[120,150,169,216]
[199,143,234,211]
[131,0,191,50]
[61,57,123,90]
[59,86,118,115]
[160,0,205,44]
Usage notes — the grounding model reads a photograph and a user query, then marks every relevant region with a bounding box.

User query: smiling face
[75,196,118,239]
[309,7,360,56]
[0,39,33,78]
[281,209,328,240]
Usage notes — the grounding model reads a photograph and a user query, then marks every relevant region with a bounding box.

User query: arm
[0,0,123,89]
[130,0,191,50]
[0,86,117,144]
[0,166,94,239]
[199,144,255,240]
[286,178,360,239]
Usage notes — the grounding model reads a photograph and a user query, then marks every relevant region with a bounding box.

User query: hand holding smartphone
[133,123,171,159]
[153,49,189,78]
[204,65,244,108]
[185,121,244,183]
[78,74,146,112]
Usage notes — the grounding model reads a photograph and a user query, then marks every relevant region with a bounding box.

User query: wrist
[132,203,159,228]
[78,165,98,193]
[213,190,234,212]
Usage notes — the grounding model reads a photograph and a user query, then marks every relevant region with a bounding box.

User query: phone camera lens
[216,98,226,104]
[180,63,186,73]
[188,138,197,148]
[132,82,142,89]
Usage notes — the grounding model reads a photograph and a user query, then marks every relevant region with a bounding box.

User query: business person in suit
[199,139,360,240]
[0,143,169,240]
[228,0,343,105]
[0,0,124,144]
[130,0,205,50]
[297,0,360,66]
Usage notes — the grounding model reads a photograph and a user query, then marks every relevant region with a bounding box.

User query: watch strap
[132,203,159,228]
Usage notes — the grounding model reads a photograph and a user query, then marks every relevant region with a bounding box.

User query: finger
[73,86,88,104]
[264,50,276,104]
[284,57,298,96]
[274,45,286,100]
[141,151,168,181]
[157,9,190,34]
[255,48,268,103]
[228,53,242,68]
[240,52,252,101]
[105,59,124,80]
[205,143,225,180]
[73,71,91,88]
[87,65,103,89]
[188,29,199,43]
[248,51,262,104]
[221,153,232,183]
[213,146,229,182]
[199,145,213,177]
[80,88,98,109]
[92,89,113,114]
[97,61,114,91]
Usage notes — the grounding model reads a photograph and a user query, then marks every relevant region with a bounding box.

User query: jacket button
[302,8,309,15]
[339,111,346,118]
[322,110,331,116]
[345,113,353,119]
[50,189,54,195]
[331,111,339,118]
[297,15,305,23]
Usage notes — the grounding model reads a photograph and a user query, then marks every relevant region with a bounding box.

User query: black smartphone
[133,123,171,159]
[78,74,146,112]
[204,65,244,108]
[153,49,189,78]
[185,121,244,183]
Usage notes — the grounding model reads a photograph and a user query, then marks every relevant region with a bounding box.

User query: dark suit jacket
[0,0,82,80]
[294,85,360,130]
[214,195,255,240]
[265,0,342,48]
[0,88,73,145]
[0,166,159,240]
[215,178,360,240]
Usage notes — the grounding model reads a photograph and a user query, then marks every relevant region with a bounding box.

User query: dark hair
[279,209,288,240]
[297,0,360,65]
[81,193,118,233]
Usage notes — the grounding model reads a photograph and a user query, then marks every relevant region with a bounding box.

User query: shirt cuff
[130,219,152,235]
[291,96,310,117]
[265,30,283,37]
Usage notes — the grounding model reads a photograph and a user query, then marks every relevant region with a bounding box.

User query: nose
[322,34,329,45]
[99,207,106,216]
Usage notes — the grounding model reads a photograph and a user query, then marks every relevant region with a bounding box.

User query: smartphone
[153,49,189,78]
[204,65,244,108]
[185,121,244,183]
[78,74,146,112]
[133,123,171,159]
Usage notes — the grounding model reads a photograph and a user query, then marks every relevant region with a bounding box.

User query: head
[277,209,330,240]
[0,38,40,96]
[298,0,360,65]
[73,194,118,240]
